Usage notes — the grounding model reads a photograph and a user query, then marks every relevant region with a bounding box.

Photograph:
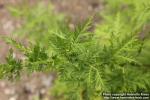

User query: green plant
[8,1,64,46]
[0,49,22,80]
[0,0,150,100]
[1,18,149,99]
[96,0,150,65]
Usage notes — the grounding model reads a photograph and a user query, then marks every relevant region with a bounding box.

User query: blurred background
[0,0,104,62]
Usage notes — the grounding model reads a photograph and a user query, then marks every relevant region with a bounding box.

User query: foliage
[7,1,64,45]
[96,0,150,65]
[0,0,150,100]
[0,49,22,80]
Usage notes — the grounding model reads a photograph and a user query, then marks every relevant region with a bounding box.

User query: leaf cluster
[0,1,150,100]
